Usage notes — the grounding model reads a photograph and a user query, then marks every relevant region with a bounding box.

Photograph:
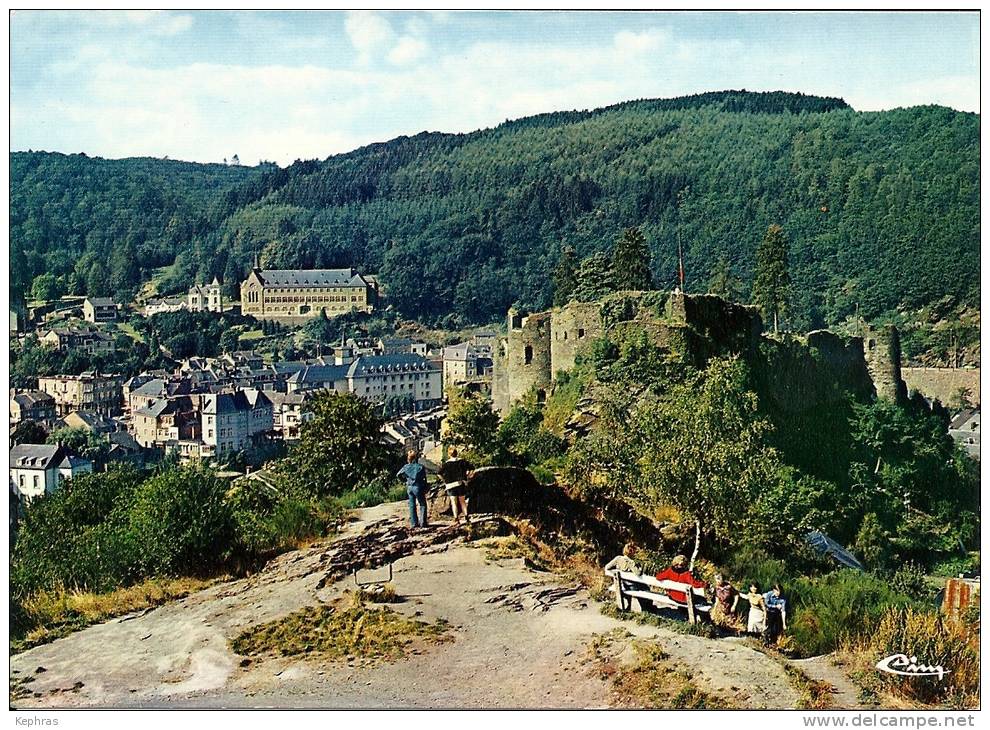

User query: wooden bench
[607,569,712,624]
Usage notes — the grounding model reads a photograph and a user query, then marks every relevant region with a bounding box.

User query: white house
[950,409,980,460]
[188,278,224,313]
[200,389,274,458]
[10,444,92,502]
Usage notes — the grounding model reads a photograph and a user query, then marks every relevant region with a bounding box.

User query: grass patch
[12,576,217,654]
[587,631,729,708]
[117,321,144,342]
[477,535,545,565]
[239,329,264,342]
[335,481,408,510]
[782,663,835,709]
[230,592,451,665]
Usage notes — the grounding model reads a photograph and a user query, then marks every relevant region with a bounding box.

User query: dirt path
[11,502,806,709]
[791,655,871,709]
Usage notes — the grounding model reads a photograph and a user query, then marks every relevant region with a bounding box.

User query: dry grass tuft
[840,606,979,709]
[13,577,217,653]
[231,593,451,665]
[586,631,731,709]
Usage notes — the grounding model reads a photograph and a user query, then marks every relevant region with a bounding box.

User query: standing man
[396,448,430,529]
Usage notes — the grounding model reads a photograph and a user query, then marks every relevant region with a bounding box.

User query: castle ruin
[492,291,908,415]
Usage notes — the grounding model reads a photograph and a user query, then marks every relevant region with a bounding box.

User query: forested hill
[10,90,979,330]
[10,152,261,302]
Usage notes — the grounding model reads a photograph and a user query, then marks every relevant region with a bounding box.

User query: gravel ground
[11,501,806,709]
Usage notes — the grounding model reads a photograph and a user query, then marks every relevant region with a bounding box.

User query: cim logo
[876,653,949,681]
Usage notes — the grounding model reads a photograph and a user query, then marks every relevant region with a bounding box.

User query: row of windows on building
[265,295,362,304]
[18,474,41,490]
[363,382,429,394]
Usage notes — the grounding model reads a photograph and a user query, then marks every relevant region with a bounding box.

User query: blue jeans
[407,488,429,527]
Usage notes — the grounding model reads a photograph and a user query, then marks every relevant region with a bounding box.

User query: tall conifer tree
[552,245,578,306]
[752,224,793,334]
[612,227,654,291]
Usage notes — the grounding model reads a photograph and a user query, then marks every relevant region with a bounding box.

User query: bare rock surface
[11,501,804,709]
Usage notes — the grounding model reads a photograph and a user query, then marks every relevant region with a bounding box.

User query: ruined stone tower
[863,324,909,404]
[492,308,553,414]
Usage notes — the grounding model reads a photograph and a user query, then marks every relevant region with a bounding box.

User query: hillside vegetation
[10,91,979,330]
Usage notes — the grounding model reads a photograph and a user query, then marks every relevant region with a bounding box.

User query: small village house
[82,297,118,323]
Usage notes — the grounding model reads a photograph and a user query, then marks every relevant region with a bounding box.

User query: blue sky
[10,10,980,166]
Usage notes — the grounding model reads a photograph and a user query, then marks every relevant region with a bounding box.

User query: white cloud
[74,10,194,35]
[388,36,428,65]
[344,11,393,61]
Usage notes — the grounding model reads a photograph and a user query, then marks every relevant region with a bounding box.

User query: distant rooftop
[253,268,367,288]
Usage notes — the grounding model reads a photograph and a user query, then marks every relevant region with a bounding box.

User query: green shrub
[854,512,894,573]
[931,552,980,578]
[723,546,794,593]
[335,477,406,510]
[889,562,938,601]
[126,465,236,577]
[787,570,914,657]
[11,467,145,597]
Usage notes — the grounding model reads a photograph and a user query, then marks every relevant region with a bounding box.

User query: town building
[379,337,428,356]
[239,268,376,321]
[268,391,312,440]
[39,328,115,356]
[58,410,117,434]
[143,297,187,316]
[285,364,350,394]
[10,390,57,425]
[200,389,274,458]
[132,396,201,449]
[188,278,224,313]
[126,377,190,416]
[9,444,92,502]
[950,409,980,460]
[38,372,124,417]
[347,354,443,410]
[442,342,493,386]
[82,297,118,323]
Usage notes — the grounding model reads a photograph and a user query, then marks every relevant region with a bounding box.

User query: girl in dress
[746,583,767,635]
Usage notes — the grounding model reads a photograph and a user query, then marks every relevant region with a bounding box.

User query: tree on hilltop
[707,254,744,301]
[612,227,654,291]
[573,252,617,303]
[752,224,793,334]
[552,245,578,306]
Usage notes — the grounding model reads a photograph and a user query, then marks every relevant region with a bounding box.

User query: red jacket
[655,567,707,604]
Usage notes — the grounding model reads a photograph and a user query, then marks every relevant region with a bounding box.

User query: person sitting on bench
[654,554,708,604]
[604,542,642,576]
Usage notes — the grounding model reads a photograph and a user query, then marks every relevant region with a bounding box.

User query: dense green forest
[10,90,979,330]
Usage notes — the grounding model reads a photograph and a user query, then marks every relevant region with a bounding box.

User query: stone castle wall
[902,367,981,408]
[492,292,911,416]
[863,325,908,404]
[549,301,605,375]
[493,309,552,414]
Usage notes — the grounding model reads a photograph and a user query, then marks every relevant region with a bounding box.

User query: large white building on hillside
[240,268,376,321]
